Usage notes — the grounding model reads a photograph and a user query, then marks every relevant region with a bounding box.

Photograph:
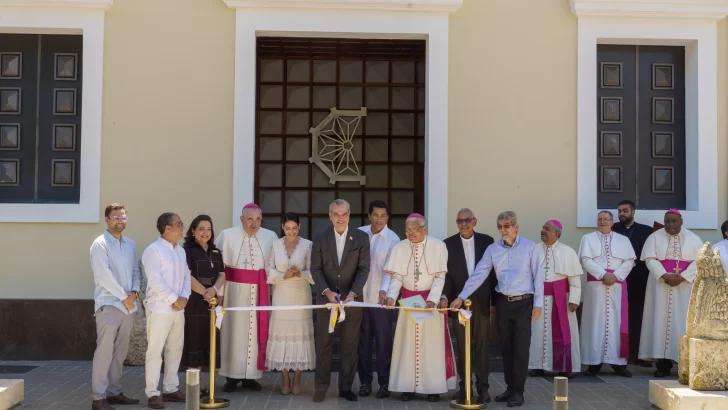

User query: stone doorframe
[222,0,463,239]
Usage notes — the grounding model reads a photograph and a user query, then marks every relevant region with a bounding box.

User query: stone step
[649,380,728,410]
[0,379,24,410]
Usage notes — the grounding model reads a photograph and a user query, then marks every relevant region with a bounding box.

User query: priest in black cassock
[612,200,654,367]
[440,208,495,405]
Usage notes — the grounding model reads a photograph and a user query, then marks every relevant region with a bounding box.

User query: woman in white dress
[265,212,315,395]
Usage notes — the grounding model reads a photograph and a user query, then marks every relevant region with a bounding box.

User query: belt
[506,293,533,302]
[196,277,216,286]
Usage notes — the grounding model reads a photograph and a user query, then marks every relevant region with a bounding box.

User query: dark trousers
[357,308,394,386]
[452,308,490,392]
[627,271,649,362]
[315,305,363,393]
[497,296,532,394]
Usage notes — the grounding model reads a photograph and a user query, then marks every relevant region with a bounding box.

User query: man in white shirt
[89,203,141,410]
[713,220,728,272]
[357,200,400,399]
[142,212,191,409]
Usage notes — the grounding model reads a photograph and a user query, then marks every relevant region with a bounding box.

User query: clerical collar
[545,240,559,248]
[601,231,612,237]
[461,234,474,243]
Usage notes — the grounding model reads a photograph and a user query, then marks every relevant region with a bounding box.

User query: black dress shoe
[529,369,545,377]
[400,392,414,402]
[507,392,525,407]
[584,365,602,376]
[654,369,670,378]
[312,391,326,402]
[339,391,358,401]
[495,390,514,402]
[636,359,653,367]
[375,385,390,399]
[241,379,263,391]
[477,390,491,404]
[222,379,239,392]
[613,366,632,378]
[427,394,439,402]
[106,393,139,405]
[358,384,372,397]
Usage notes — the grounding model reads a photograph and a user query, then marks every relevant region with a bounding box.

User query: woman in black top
[182,214,226,397]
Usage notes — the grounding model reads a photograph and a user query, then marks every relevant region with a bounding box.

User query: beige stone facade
[0,0,726,309]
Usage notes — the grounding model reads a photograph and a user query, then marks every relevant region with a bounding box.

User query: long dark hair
[281,212,300,236]
[184,214,216,247]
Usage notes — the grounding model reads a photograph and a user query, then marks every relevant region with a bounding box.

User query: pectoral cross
[414,268,422,281]
[673,263,682,275]
[242,257,250,269]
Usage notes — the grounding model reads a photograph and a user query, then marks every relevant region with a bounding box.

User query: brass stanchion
[200,297,230,409]
[450,299,485,409]
[553,376,568,410]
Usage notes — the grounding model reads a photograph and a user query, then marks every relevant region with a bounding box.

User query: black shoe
[495,390,514,402]
[375,385,390,399]
[654,369,670,378]
[358,384,372,397]
[529,369,545,377]
[241,379,263,391]
[558,372,575,379]
[106,393,139,405]
[401,392,414,402]
[312,391,326,402]
[507,392,525,407]
[339,391,358,402]
[222,379,238,393]
[637,359,653,367]
[613,366,632,378]
[584,365,602,376]
[427,394,439,402]
[477,390,491,404]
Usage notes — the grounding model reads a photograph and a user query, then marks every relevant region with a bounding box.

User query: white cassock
[639,228,702,362]
[578,231,636,366]
[529,241,582,373]
[214,226,278,379]
[385,236,457,394]
[713,239,728,274]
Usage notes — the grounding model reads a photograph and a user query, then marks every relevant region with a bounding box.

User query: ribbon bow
[457,308,472,325]
[328,302,346,333]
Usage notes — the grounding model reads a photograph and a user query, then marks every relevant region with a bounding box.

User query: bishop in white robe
[214,203,278,391]
[578,211,636,377]
[385,213,456,402]
[639,209,703,377]
[529,220,582,377]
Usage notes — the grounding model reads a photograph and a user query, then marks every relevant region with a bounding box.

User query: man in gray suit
[311,199,371,403]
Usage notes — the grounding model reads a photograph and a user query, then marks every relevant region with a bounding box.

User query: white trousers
[145,310,184,398]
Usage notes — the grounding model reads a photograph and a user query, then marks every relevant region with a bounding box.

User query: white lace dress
[265,237,316,371]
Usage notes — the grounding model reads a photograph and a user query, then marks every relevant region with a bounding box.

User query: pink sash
[587,269,629,360]
[660,259,691,276]
[401,288,456,380]
[225,266,269,371]
[544,279,572,372]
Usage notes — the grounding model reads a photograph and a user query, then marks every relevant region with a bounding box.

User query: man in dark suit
[440,208,495,404]
[310,199,371,403]
[612,199,654,367]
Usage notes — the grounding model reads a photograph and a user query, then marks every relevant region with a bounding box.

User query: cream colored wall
[447,0,728,251]
[0,0,236,299]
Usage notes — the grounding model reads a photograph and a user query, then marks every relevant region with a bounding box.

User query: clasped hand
[661,273,686,287]
[284,266,301,279]
[602,271,618,286]
[172,296,187,311]
[122,292,137,311]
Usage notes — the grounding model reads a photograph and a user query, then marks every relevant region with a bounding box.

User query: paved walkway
[1,361,661,410]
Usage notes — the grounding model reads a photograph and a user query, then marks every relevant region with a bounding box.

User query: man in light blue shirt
[451,211,543,408]
[89,203,140,410]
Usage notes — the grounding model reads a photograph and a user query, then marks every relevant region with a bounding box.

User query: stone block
[0,379,24,410]
[650,380,728,410]
[678,335,689,385]
[689,338,728,390]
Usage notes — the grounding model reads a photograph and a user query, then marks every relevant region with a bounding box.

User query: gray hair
[329,199,351,214]
[554,225,562,238]
[457,208,476,219]
[241,206,261,218]
[497,210,518,225]
[405,215,426,227]
[598,210,614,220]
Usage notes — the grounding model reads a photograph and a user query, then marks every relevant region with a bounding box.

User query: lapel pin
[349,236,353,240]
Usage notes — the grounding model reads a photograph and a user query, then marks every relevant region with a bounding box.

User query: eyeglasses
[456,218,474,225]
[111,216,128,222]
[170,222,185,228]
[405,226,424,234]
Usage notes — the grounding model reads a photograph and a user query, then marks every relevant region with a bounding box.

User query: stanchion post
[450,299,484,409]
[553,376,568,410]
[200,297,230,409]
[185,369,201,410]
